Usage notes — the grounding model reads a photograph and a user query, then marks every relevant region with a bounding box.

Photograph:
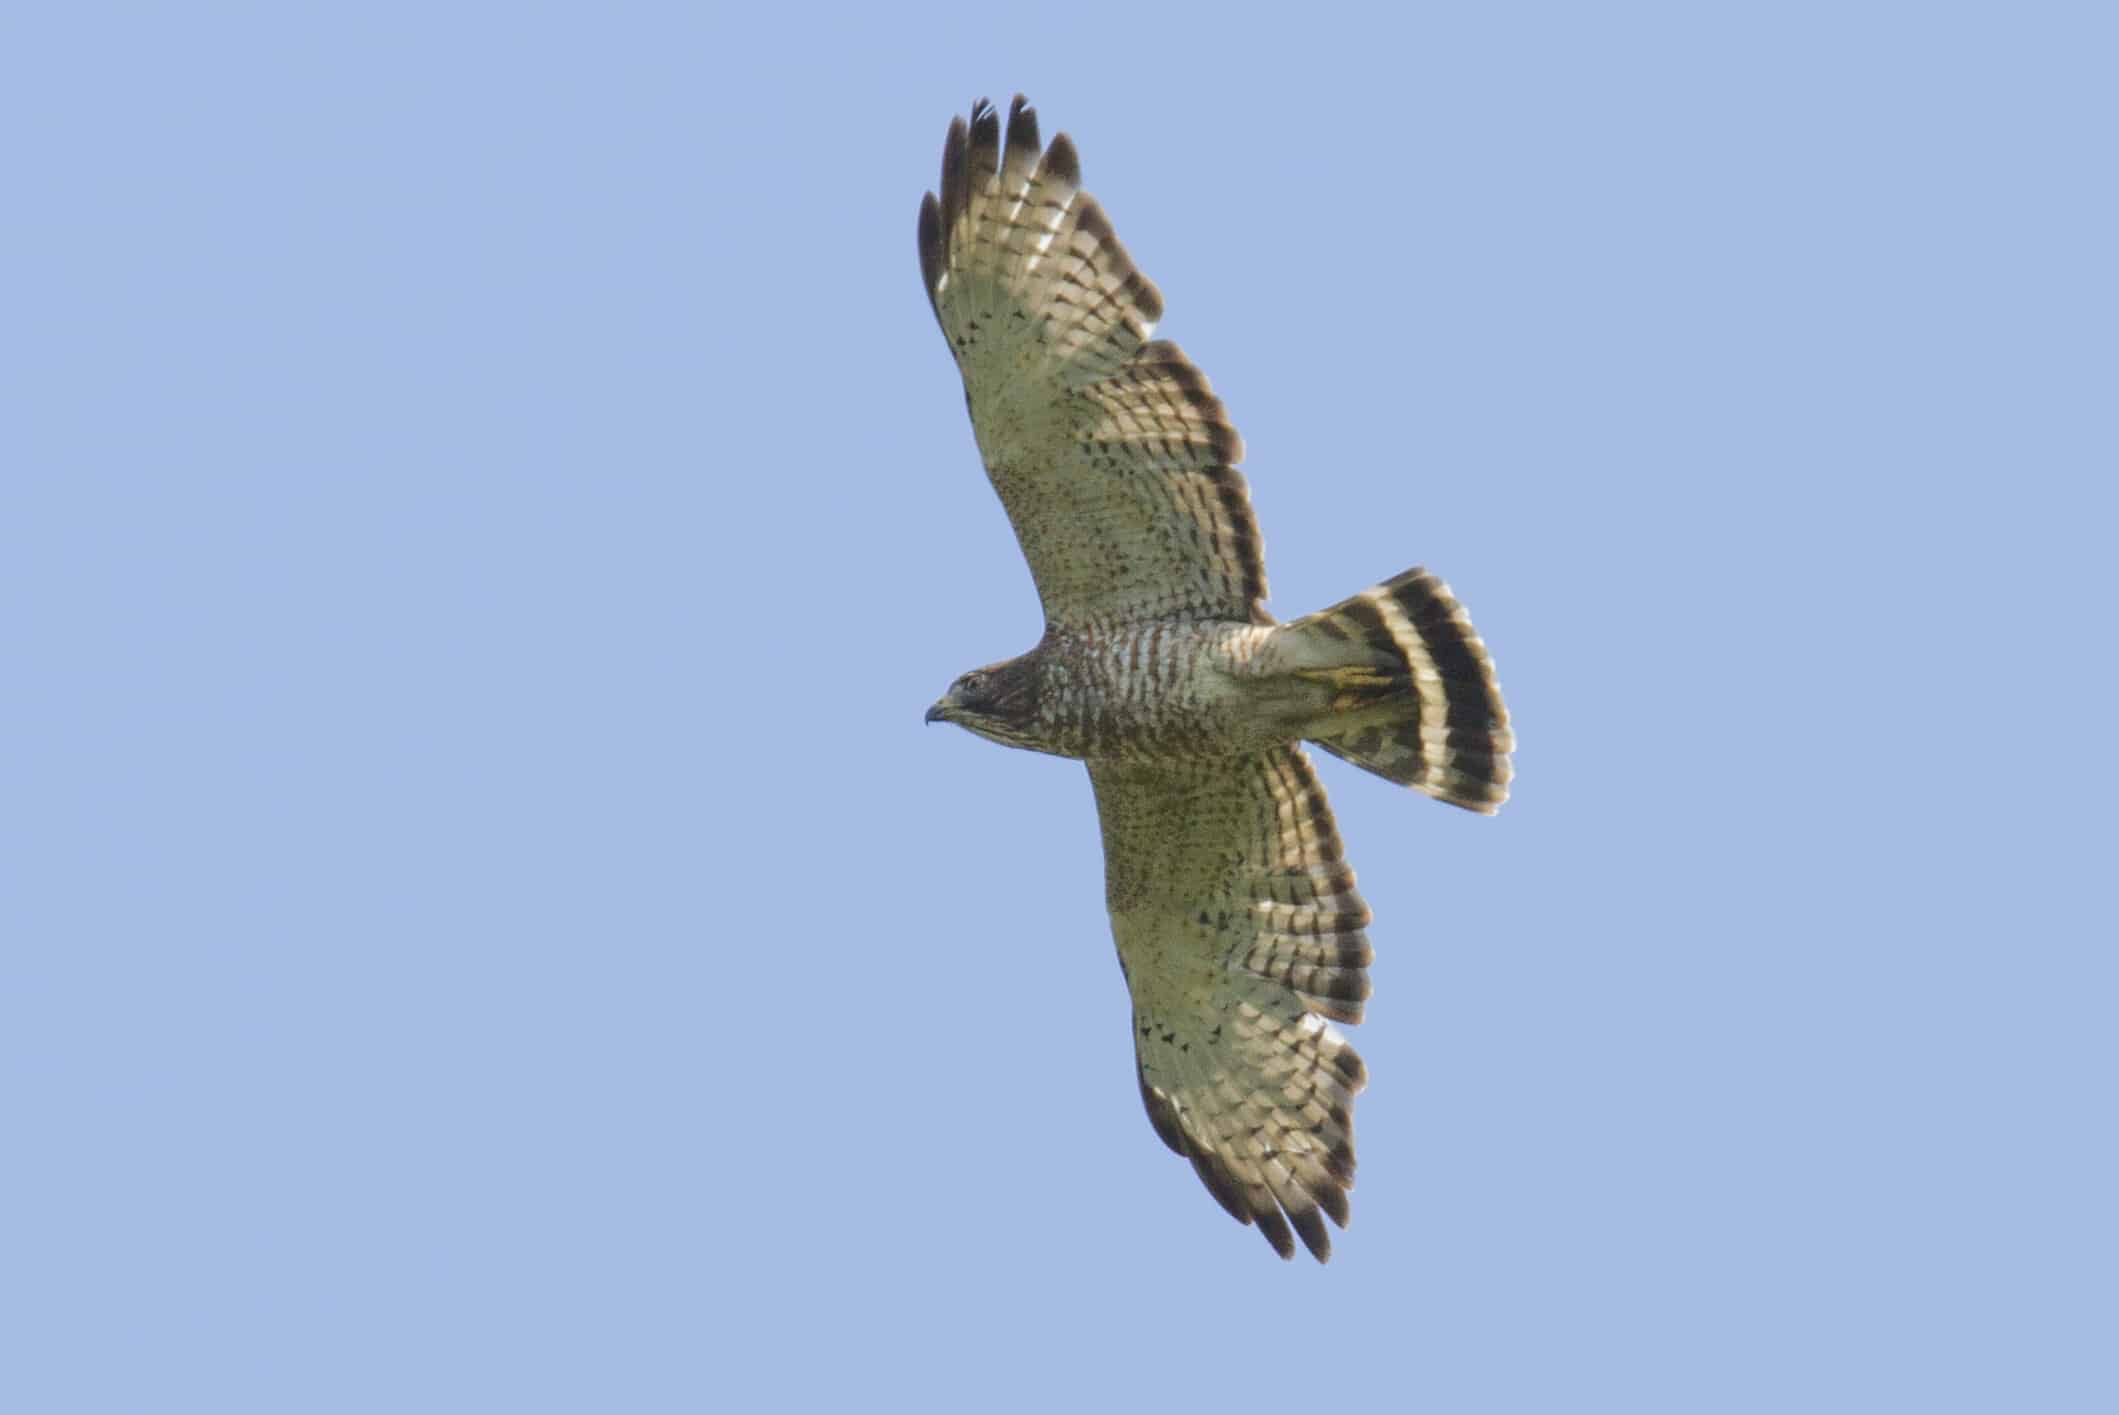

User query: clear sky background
[5,3,2113,1411]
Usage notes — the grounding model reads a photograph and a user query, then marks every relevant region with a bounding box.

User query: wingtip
[917,191,943,303]
[1004,94,1040,171]
[1290,1206,1333,1263]
[1256,1207,1297,1260]
[938,115,969,223]
[967,96,1002,171]
[1040,131,1081,187]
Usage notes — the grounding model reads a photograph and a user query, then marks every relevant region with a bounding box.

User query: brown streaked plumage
[920,96,1513,1261]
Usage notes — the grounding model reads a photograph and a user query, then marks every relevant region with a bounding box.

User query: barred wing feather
[1089,746,1371,1261]
[919,96,1269,630]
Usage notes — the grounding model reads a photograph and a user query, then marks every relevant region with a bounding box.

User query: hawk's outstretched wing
[919,96,1269,631]
[1089,746,1371,1261]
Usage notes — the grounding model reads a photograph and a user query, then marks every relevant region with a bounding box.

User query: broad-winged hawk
[920,96,1512,1262]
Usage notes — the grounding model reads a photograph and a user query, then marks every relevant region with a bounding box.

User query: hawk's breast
[1032,622,1283,762]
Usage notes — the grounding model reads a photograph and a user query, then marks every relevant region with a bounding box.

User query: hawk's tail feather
[1283,568,1513,812]
[919,95,1162,384]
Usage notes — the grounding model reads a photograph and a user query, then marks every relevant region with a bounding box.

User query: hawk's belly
[1031,623,1310,762]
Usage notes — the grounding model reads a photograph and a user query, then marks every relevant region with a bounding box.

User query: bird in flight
[919,96,1512,1261]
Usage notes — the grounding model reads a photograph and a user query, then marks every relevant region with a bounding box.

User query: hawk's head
[925,657,1042,750]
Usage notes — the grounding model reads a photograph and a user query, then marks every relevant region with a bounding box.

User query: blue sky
[5,3,2113,1411]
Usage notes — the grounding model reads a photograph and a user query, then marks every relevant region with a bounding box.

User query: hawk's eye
[961,672,988,698]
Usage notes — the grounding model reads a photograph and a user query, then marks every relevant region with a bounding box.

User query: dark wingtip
[1004,94,1040,168]
[917,191,943,308]
[1290,1205,1332,1262]
[938,115,969,224]
[1041,131,1081,187]
[1256,1207,1297,1260]
[967,97,1002,180]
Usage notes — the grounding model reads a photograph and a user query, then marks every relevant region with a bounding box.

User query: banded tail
[1280,568,1514,813]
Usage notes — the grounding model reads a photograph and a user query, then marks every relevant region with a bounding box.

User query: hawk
[919,97,1512,1262]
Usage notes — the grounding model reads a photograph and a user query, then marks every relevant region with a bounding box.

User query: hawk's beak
[924,699,950,725]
